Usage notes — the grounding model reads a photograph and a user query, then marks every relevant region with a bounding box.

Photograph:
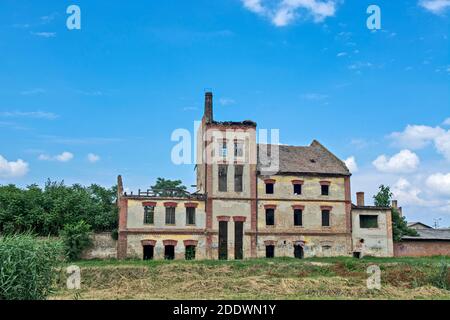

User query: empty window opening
[234,165,243,192]
[234,141,244,158]
[294,209,303,226]
[265,208,275,226]
[144,206,155,225]
[266,183,274,194]
[218,165,228,192]
[143,245,154,260]
[322,210,330,227]
[294,245,304,259]
[321,184,329,196]
[185,245,196,260]
[164,245,175,260]
[294,184,302,195]
[165,207,176,225]
[360,215,379,228]
[266,245,275,258]
[186,207,196,225]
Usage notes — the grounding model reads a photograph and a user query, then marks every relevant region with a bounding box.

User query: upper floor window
[186,207,196,225]
[320,181,330,196]
[294,209,303,226]
[165,207,176,225]
[265,208,275,226]
[321,210,330,227]
[294,184,302,195]
[218,165,228,192]
[360,215,378,228]
[264,179,275,194]
[234,165,243,192]
[144,206,155,225]
[234,141,244,158]
[220,141,227,157]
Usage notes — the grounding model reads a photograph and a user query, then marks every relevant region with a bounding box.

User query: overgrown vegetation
[0,180,118,236]
[60,221,93,261]
[0,234,64,300]
[373,185,419,241]
[150,178,187,197]
[52,257,450,300]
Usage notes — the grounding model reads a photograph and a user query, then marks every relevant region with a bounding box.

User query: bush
[61,221,92,261]
[428,261,450,290]
[0,234,64,300]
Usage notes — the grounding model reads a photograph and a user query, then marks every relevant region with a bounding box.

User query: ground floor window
[266,245,275,258]
[164,245,175,260]
[143,245,154,260]
[185,245,196,260]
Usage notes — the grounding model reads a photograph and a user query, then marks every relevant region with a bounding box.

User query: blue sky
[0,0,449,226]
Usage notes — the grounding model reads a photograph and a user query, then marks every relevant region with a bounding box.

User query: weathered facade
[117,92,394,260]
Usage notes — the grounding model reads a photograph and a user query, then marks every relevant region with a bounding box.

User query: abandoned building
[117,92,394,260]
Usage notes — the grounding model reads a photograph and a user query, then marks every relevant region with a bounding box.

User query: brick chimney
[356,192,365,206]
[204,92,213,124]
[392,200,398,209]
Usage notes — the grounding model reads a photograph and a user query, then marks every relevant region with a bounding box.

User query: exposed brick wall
[394,241,450,257]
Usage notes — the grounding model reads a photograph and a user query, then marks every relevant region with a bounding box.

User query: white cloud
[0,155,29,178]
[87,153,100,163]
[392,178,427,206]
[38,151,74,162]
[337,52,347,57]
[344,156,358,173]
[372,150,420,173]
[443,118,450,126]
[419,0,450,14]
[426,173,450,196]
[0,111,58,120]
[219,98,236,106]
[389,123,450,161]
[31,32,56,38]
[241,0,338,26]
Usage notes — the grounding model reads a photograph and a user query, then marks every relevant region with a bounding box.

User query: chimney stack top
[204,92,213,124]
[356,192,365,206]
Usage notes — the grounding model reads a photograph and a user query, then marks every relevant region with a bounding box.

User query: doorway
[143,245,154,260]
[219,221,228,260]
[234,221,243,260]
[294,245,304,259]
[164,245,175,260]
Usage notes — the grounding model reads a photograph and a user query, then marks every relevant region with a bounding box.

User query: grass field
[52,256,450,300]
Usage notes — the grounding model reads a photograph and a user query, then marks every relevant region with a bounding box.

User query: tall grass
[0,234,64,300]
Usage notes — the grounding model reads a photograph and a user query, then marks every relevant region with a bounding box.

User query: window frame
[165,207,176,225]
[359,215,379,229]
[234,164,243,192]
[218,164,228,192]
[143,205,155,225]
[321,209,330,227]
[321,184,329,196]
[186,207,196,225]
[265,208,275,226]
[294,209,303,226]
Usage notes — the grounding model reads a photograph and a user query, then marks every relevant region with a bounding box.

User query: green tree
[151,178,187,197]
[61,221,92,261]
[373,185,418,241]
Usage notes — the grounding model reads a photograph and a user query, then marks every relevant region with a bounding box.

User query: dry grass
[51,258,450,300]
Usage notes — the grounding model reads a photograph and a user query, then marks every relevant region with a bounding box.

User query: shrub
[0,234,64,300]
[61,221,92,261]
[428,261,450,290]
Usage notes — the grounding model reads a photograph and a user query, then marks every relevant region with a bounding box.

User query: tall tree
[373,185,418,241]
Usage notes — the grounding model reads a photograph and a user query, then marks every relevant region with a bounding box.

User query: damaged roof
[258,140,351,176]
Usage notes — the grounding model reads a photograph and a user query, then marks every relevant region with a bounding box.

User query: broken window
[265,208,275,226]
[234,141,244,158]
[234,165,243,192]
[360,215,379,228]
[321,210,330,227]
[294,184,302,195]
[218,165,228,192]
[165,207,176,225]
[164,245,175,260]
[186,207,196,225]
[143,206,154,225]
[294,209,303,226]
[143,245,154,260]
[321,184,329,196]
[185,245,196,260]
[266,183,274,194]
[266,245,275,258]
